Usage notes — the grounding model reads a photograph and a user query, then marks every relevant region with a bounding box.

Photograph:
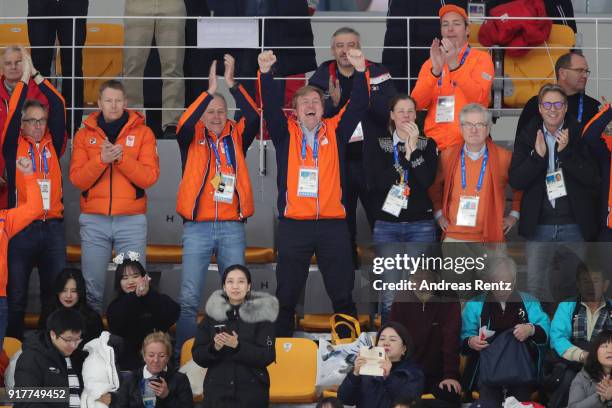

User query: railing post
[259,16,267,177]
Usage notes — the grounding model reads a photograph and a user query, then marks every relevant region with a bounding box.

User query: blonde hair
[291,85,324,110]
[141,331,173,358]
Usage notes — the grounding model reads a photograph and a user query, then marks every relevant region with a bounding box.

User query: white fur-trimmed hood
[205,290,279,324]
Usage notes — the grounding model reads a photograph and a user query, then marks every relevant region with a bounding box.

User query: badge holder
[214,173,236,203]
[297,166,319,198]
[545,169,568,201]
[37,179,51,211]
[456,195,480,227]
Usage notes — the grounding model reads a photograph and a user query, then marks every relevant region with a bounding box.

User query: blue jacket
[337,358,425,408]
[550,299,612,358]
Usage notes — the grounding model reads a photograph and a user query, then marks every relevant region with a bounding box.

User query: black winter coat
[115,367,193,408]
[14,331,86,408]
[107,290,180,371]
[508,115,599,240]
[192,290,278,408]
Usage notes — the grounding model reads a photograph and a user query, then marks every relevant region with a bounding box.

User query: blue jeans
[526,224,585,302]
[7,219,66,339]
[174,221,245,356]
[0,297,7,349]
[80,214,147,313]
[372,219,436,324]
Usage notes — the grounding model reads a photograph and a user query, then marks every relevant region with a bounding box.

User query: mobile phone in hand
[214,324,227,334]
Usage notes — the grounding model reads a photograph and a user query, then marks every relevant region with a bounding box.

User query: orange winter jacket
[1,80,66,220]
[411,44,494,150]
[0,174,43,296]
[69,110,160,216]
[176,85,259,221]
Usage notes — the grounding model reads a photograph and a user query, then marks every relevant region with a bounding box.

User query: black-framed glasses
[57,335,82,345]
[22,118,47,127]
[540,101,566,110]
[565,67,591,76]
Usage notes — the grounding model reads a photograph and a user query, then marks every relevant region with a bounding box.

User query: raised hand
[19,47,33,83]
[258,50,277,74]
[556,128,569,152]
[207,60,218,95]
[430,38,445,77]
[441,38,460,70]
[328,77,341,107]
[535,129,547,158]
[346,48,366,72]
[224,54,235,88]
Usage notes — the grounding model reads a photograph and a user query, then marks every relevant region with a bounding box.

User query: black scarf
[97,111,129,144]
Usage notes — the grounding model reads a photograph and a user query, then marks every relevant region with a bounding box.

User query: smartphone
[214,324,227,334]
[149,377,162,385]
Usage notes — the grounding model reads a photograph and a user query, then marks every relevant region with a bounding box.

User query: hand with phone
[148,376,169,399]
[213,325,239,350]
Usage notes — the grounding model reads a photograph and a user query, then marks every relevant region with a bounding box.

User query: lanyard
[301,130,319,162]
[207,134,233,169]
[438,45,471,86]
[393,144,409,185]
[460,147,488,192]
[577,93,584,123]
[29,145,48,174]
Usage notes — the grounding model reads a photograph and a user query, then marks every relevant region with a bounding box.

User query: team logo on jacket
[45,150,52,158]
[198,139,205,145]
[321,137,328,146]
[126,135,135,147]
[89,138,96,145]
[48,366,60,374]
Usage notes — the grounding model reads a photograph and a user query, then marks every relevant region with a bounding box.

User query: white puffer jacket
[80,331,120,408]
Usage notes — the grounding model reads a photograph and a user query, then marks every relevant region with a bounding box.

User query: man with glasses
[0,45,50,210]
[517,52,600,135]
[14,308,86,408]
[509,83,598,304]
[2,51,68,340]
[429,103,519,296]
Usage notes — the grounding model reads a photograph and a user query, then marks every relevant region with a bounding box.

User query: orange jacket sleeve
[69,129,109,191]
[4,174,43,239]
[411,59,438,111]
[114,128,160,189]
[511,190,523,213]
[429,149,449,214]
[451,50,494,107]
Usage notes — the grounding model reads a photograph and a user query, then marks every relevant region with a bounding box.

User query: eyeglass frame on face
[564,67,591,76]
[461,121,488,130]
[22,117,47,127]
[57,334,82,345]
[540,101,566,110]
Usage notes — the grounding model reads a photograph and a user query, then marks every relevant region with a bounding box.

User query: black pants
[27,0,88,134]
[345,159,376,268]
[274,219,357,337]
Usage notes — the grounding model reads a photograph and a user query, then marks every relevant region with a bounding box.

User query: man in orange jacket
[70,80,160,313]
[173,54,260,355]
[411,4,494,151]
[0,157,43,349]
[259,49,369,337]
[2,52,68,340]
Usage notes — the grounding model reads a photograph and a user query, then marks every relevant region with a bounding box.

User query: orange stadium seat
[180,337,195,367]
[268,337,317,403]
[503,24,575,108]
[0,23,29,47]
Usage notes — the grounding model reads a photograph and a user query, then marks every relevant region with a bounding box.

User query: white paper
[359,346,385,376]
[197,18,259,49]
[479,325,495,340]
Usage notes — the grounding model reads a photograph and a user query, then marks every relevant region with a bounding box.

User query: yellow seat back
[503,24,575,107]
[268,338,317,403]
[0,23,29,47]
[180,337,195,367]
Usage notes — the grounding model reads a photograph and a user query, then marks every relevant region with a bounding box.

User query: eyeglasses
[22,118,47,127]
[57,335,82,346]
[540,101,566,110]
[461,122,488,130]
[565,67,591,76]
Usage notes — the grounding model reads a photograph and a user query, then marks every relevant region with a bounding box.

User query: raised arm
[4,159,43,238]
[33,75,66,157]
[258,50,290,147]
[227,54,261,152]
[334,49,370,143]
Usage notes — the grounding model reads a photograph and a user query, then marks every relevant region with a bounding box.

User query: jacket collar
[205,289,279,323]
[83,109,145,138]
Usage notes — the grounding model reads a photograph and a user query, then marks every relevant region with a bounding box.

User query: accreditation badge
[297,166,318,198]
[382,184,407,217]
[37,179,51,210]
[213,173,236,203]
[456,195,480,227]
[545,169,568,201]
[435,95,455,123]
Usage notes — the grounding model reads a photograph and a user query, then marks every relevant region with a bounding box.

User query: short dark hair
[376,321,413,360]
[46,308,83,335]
[22,99,48,117]
[222,264,252,285]
[99,79,125,98]
[555,51,584,79]
[316,396,344,408]
[584,330,612,381]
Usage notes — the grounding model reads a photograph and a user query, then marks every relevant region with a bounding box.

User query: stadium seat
[3,337,22,359]
[299,313,370,332]
[0,23,29,47]
[180,337,195,367]
[268,338,317,403]
[503,24,575,108]
[67,244,275,264]
[468,23,484,48]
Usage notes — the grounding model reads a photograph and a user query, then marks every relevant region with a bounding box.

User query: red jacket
[478,0,552,57]
[0,77,48,209]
